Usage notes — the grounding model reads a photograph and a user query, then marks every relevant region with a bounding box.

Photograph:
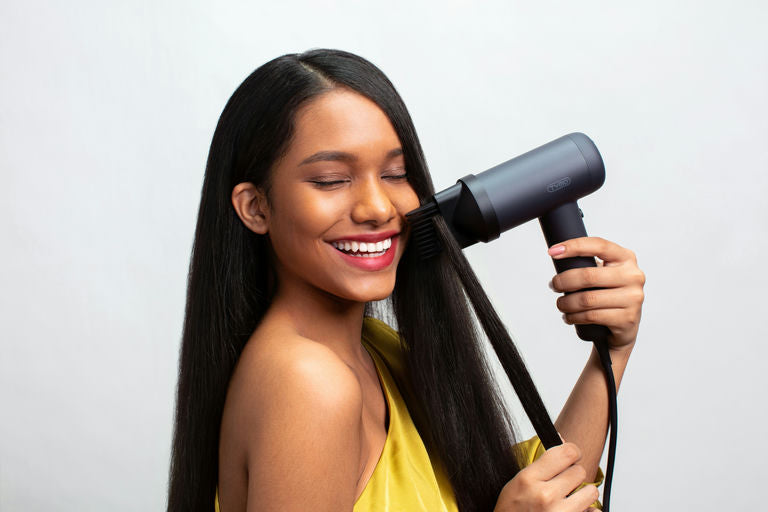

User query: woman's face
[260,88,420,304]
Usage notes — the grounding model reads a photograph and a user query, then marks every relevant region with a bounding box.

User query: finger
[550,265,628,292]
[562,308,625,327]
[522,443,582,481]
[548,463,588,499]
[553,264,645,293]
[548,237,635,266]
[563,484,600,512]
[556,288,631,313]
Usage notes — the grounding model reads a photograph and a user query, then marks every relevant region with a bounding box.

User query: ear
[232,182,270,235]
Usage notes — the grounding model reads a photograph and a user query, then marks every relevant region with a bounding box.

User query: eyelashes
[382,173,408,181]
[309,179,348,188]
[308,169,409,189]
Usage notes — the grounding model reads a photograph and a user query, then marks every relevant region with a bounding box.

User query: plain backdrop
[1,1,766,510]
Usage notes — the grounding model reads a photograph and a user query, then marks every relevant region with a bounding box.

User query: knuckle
[582,266,600,287]
[536,488,555,506]
[515,469,533,489]
[561,442,581,461]
[580,291,597,308]
[516,463,529,476]
[584,309,600,323]
[574,464,587,481]
[625,309,639,327]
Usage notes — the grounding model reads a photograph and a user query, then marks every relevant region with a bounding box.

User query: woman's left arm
[546,236,646,482]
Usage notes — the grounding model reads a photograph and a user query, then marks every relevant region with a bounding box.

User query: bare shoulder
[226,326,364,427]
[219,326,364,511]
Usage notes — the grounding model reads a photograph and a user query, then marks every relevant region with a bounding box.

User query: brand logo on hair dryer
[547,177,571,193]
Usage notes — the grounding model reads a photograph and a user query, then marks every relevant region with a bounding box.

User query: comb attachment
[405,200,442,260]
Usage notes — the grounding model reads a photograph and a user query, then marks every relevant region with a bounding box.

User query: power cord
[593,338,617,512]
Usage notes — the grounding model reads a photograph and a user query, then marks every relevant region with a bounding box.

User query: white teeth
[331,237,393,256]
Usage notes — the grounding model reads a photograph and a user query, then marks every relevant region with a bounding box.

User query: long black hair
[168,48,556,512]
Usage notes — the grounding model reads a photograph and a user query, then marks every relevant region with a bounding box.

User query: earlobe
[232,182,270,235]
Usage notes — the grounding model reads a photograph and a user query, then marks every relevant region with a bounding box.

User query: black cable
[593,339,617,512]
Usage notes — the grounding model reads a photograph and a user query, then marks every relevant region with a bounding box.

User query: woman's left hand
[547,237,645,356]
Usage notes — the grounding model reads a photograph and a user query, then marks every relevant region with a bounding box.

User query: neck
[266,281,369,366]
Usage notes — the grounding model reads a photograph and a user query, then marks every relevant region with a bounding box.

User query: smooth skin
[220,88,646,512]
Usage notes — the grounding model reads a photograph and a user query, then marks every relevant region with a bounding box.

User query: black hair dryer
[410,132,611,343]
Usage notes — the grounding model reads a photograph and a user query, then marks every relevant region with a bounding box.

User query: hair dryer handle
[538,201,612,343]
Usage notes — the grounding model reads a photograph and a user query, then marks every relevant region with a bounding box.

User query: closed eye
[382,167,408,181]
[308,179,349,189]
[383,174,408,182]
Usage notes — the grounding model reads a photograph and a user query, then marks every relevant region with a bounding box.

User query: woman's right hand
[493,443,600,511]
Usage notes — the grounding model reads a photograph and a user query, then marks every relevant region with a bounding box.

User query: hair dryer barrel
[447,133,605,246]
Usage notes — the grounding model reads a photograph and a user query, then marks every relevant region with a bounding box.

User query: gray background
[2,0,766,509]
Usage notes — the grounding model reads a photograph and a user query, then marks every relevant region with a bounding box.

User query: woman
[168,49,645,512]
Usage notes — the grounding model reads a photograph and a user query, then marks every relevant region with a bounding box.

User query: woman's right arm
[493,443,600,512]
[222,343,364,512]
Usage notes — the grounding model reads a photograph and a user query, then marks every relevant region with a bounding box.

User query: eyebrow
[298,148,403,166]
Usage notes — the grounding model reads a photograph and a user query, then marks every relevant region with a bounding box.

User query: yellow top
[354,318,458,511]
[215,317,602,511]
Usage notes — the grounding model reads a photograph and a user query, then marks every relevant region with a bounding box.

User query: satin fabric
[354,319,458,511]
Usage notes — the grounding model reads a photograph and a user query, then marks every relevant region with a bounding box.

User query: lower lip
[331,237,399,271]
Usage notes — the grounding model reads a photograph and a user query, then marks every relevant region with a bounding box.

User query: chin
[351,287,396,304]
[332,276,396,304]
[364,289,394,302]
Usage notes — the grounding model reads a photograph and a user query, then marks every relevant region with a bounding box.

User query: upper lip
[328,230,400,243]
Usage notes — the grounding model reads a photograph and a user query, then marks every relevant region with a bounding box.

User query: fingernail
[548,279,556,291]
[548,245,565,256]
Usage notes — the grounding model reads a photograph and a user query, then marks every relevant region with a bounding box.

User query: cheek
[396,185,421,213]
[394,187,420,253]
[268,191,342,251]
[295,196,344,237]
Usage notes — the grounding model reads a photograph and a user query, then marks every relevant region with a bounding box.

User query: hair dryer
[407,132,611,343]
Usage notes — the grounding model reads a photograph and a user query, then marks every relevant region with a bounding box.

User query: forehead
[285,89,402,161]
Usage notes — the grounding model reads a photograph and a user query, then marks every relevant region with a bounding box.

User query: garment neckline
[355,340,394,504]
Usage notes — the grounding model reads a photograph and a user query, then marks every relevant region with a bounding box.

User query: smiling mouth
[330,237,393,258]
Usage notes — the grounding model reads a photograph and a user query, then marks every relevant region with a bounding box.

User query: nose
[350,177,397,226]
